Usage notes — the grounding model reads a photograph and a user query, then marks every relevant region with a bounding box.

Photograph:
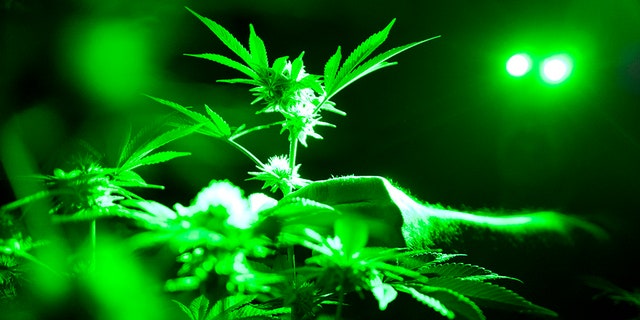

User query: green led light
[541,54,573,84]
[506,53,532,77]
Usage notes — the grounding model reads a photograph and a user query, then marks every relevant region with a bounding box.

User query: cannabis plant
[0,6,566,320]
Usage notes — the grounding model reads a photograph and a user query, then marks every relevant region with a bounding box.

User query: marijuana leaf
[118,123,198,173]
[423,277,558,317]
[395,284,485,320]
[185,53,258,80]
[249,24,269,70]
[323,20,440,100]
[419,263,519,282]
[186,7,253,67]
[146,95,231,139]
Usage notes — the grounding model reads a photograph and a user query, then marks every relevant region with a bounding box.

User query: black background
[1,1,639,319]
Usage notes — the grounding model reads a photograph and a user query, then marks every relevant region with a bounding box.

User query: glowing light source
[541,54,573,84]
[506,54,532,77]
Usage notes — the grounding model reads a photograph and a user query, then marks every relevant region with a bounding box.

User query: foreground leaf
[424,277,557,317]
[186,7,252,66]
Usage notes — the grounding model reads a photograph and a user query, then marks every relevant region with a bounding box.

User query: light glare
[506,54,532,77]
[541,55,572,84]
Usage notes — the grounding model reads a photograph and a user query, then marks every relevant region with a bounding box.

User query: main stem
[336,284,345,320]
[90,219,96,270]
[286,138,298,195]
[287,136,299,312]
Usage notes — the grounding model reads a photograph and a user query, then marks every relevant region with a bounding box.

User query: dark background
[1,0,639,319]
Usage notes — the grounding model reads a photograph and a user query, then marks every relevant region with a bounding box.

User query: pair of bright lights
[506,53,573,84]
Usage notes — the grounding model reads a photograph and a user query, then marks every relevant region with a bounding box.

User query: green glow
[541,54,573,84]
[63,20,155,108]
[506,53,532,77]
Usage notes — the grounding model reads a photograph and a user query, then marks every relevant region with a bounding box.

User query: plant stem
[285,137,298,195]
[229,121,285,141]
[90,219,96,270]
[336,284,345,320]
[227,139,265,168]
[288,246,296,283]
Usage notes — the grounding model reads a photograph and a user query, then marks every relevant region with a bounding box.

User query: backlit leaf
[424,277,558,317]
[249,24,269,69]
[186,7,252,66]
[332,19,396,93]
[328,36,440,99]
[323,46,341,91]
[185,53,258,80]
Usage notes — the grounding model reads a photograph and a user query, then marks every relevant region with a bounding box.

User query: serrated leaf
[126,151,191,171]
[424,277,558,317]
[185,53,258,80]
[120,124,200,172]
[332,19,396,92]
[173,300,196,320]
[397,285,486,320]
[116,123,133,167]
[248,24,268,69]
[189,295,210,320]
[186,7,252,66]
[208,295,257,320]
[420,263,495,278]
[290,51,305,80]
[204,104,231,137]
[271,56,289,74]
[228,305,291,319]
[323,46,341,91]
[146,95,231,139]
[116,170,147,185]
[51,206,143,223]
[328,35,440,99]
[398,285,455,319]
[218,78,261,85]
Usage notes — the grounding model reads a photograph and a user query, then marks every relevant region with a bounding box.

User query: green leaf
[271,56,289,74]
[397,285,455,319]
[189,295,210,320]
[120,124,200,172]
[51,206,151,223]
[126,151,191,171]
[208,295,257,320]
[146,95,231,139]
[248,24,268,69]
[328,35,440,99]
[185,53,258,79]
[228,305,291,319]
[420,263,496,278]
[204,104,231,137]
[323,46,341,91]
[186,7,252,66]
[116,170,147,185]
[218,78,261,85]
[332,19,396,93]
[172,299,196,320]
[424,277,558,317]
[396,285,486,320]
[290,51,305,80]
[116,123,133,168]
